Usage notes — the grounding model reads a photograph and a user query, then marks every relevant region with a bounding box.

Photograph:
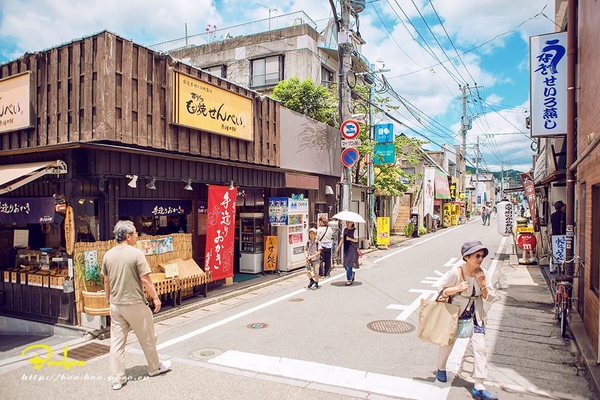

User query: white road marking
[208,350,447,400]
[157,271,348,350]
[373,225,462,264]
[391,289,438,321]
[444,258,458,267]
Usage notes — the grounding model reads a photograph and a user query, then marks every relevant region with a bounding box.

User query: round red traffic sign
[341,147,360,167]
[340,119,360,140]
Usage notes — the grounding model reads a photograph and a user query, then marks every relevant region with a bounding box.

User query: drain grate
[367,320,416,334]
[67,342,111,361]
[288,298,304,302]
[247,323,268,329]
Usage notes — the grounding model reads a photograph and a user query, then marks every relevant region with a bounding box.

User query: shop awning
[0,160,67,194]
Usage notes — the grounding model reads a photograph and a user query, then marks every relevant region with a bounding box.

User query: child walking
[305,228,322,290]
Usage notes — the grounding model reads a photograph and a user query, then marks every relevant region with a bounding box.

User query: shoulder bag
[417,288,460,346]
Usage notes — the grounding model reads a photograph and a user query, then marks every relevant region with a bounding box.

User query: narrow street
[1,219,595,399]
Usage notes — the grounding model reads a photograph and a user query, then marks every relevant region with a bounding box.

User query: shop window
[250,55,283,87]
[73,198,100,242]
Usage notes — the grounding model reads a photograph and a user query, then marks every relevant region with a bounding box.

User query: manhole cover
[66,342,111,361]
[367,320,416,334]
[288,298,304,302]
[247,323,268,329]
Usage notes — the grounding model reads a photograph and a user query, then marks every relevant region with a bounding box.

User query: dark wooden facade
[0,30,279,165]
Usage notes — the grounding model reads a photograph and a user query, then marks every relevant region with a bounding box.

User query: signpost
[340,119,360,140]
[341,147,360,168]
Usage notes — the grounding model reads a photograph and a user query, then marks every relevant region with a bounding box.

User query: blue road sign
[375,123,394,143]
[374,144,396,164]
[341,147,360,167]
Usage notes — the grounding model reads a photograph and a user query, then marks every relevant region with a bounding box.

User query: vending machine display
[239,213,264,274]
[275,199,308,272]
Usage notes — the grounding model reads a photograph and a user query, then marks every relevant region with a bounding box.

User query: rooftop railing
[150,11,318,53]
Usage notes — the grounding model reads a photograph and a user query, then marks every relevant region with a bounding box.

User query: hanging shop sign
[0,197,54,224]
[519,171,540,232]
[119,200,191,216]
[529,32,567,137]
[204,184,237,280]
[0,72,32,134]
[172,72,253,141]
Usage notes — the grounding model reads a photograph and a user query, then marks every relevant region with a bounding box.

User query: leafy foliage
[272,77,338,125]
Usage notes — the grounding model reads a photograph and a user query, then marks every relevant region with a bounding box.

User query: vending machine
[239,213,264,274]
[270,198,308,272]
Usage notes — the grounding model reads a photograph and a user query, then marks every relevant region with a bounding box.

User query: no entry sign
[341,147,359,168]
[340,119,360,140]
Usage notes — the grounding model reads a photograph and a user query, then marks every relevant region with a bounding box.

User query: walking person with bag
[335,221,359,286]
[435,240,498,400]
[317,216,334,278]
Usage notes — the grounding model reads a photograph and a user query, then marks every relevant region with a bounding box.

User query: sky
[0,0,555,173]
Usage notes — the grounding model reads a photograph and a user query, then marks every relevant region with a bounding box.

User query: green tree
[272,77,338,125]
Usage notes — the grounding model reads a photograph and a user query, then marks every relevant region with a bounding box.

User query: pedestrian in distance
[434,240,498,400]
[317,216,334,278]
[335,221,359,286]
[481,204,488,226]
[305,227,322,290]
[484,203,491,226]
[102,220,172,390]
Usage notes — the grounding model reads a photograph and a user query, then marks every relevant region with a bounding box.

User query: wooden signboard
[264,236,278,272]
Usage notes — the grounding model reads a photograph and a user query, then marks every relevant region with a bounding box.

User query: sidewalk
[453,243,598,399]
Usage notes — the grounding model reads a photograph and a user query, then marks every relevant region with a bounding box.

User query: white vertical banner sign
[423,167,435,217]
[529,32,567,137]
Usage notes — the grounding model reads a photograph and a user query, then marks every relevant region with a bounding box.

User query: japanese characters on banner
[529,32,567,137]
[204,185,237,280]
[519,171,540,232]
[423,168,435,218]
[263,236,278,271]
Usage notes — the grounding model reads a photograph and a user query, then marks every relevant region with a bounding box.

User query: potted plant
[74,254,109,316]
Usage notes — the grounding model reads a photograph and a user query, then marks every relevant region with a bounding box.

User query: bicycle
[551,255,581,338]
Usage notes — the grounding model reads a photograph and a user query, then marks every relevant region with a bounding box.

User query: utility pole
[460,85,468,195]
[338,0,352,212]
[475,135,480,210]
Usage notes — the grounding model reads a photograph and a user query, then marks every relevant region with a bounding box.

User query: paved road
[0,219,595,399]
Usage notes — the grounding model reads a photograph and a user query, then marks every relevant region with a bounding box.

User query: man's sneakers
[149,360,172,377]
[307,279,315,289]
[311,283,319,290]
[471,388,499,400]
[435,369,447,382]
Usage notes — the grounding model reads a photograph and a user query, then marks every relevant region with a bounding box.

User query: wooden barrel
[82,290,110,316]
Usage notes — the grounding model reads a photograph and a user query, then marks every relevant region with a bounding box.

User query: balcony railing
[150,11,318,53]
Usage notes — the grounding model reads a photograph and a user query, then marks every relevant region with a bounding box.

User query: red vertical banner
[519,171,540,232]
[204,185,237,280]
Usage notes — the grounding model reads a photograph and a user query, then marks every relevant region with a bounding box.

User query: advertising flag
[205,185,237,280]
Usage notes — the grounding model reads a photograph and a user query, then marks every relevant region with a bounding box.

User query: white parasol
[331,210,366,223]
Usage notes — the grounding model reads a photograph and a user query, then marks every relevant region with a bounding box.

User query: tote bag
[417,292,460,346]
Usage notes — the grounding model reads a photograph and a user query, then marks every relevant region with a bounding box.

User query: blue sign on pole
[374,144,396,164]
[341,147,360,167]
[374,123,394,143]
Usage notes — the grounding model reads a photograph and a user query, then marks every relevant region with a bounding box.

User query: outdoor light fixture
[229,180,234,190]
[183,178,193,191]
[126,174,138,188]
[146,178,157,190]
[325,185,334,195]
